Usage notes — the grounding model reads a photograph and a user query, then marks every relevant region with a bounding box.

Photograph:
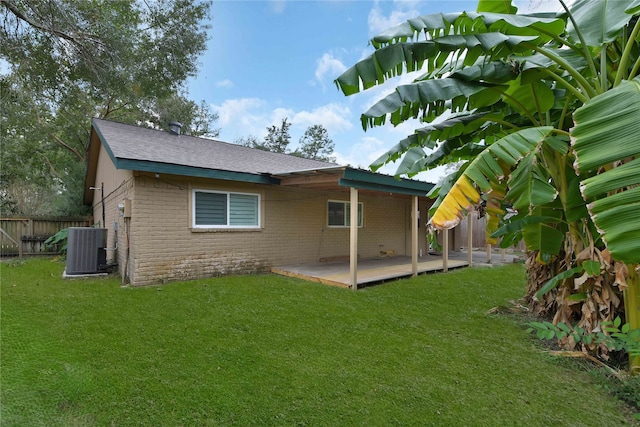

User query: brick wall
[123,174,429,286]
[92,144,134,279]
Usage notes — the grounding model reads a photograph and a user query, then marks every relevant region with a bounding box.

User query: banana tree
[571,78,640,371]
[335,0,640,371]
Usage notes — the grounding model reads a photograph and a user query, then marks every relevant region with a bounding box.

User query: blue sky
[188,0,562,182]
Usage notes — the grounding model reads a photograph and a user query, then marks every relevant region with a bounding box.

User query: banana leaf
[571,77,640,264]
[430,126,554,229]
[567,0,635,46]
[371,11,564,48]
[507,150,558,211]
[361,78,507,129]
[369,111,491,171]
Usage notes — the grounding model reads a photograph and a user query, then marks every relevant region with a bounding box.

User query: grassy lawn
[1,258,637,426]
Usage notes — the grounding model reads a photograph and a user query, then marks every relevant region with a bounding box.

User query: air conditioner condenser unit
[65,227,108,275]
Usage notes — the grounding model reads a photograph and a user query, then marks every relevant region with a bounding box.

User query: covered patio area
[269,167,490,289]
[272,252,471,288]
[273,167,443,289]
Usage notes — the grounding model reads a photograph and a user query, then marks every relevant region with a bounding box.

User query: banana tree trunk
[625,265,640,374]
[524,251,562,316]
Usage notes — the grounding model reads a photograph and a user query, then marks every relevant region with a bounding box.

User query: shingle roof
[92,118,337,176]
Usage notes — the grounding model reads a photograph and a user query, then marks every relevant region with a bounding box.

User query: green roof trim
[339,168,433,196]
[338,178,429,196]
[116,159,280,184]
[92,118,119,166]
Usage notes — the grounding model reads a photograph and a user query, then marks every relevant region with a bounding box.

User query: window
[193,190,260,228]
[328,200,363,227]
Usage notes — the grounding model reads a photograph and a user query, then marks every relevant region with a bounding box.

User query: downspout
[122,217,130,286]
[101,182,105,227]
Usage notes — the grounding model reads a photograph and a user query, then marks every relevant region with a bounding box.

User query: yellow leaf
[448,187,472,211]
[432,204,462,229]
[457,176,481,204]
[432,176,480,229]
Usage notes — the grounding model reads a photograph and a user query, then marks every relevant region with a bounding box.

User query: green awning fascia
[338,178,431,197]
[339,168,434,196]
[116,158,280,185]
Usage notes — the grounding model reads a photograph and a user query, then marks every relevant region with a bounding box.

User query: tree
[336,0,640,371]
[238,118,292,153]
[141,94,220,138]
[263,118,292,153]
[0,76,76,215]
[294,124,336,162]
[235,135,262,149]
[0,0,216,215]
[237,121,336,162]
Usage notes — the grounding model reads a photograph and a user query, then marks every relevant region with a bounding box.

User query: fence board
[0,216,92,257]
[455,212,526,252]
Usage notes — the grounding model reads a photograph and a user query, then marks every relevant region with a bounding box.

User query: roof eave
[340,167,434,196]
[83,124,101,205]
[272,165,345,177]
[116,159,280,185]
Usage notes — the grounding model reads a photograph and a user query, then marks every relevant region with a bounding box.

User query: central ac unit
[65,227,108,275]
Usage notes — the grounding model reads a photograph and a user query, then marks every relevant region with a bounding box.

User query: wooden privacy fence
[0,216,92,257]
[454,212,526,252]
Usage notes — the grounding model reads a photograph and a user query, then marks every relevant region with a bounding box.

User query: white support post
[349,187,359,290]
[411,196,418,277]
[442,229,449,273]
[487,243,492,264]
[467,212,473,267]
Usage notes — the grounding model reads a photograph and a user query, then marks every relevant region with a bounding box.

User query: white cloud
[290,103,353,135]
[514,0,568,13]
[211,99,353,147]
[390,117,425,137]
[334,135,388,169]
[211,98,269,140]
[413,166,448,184]
[367,0,423,36]
[270,107,296,126]
[270,0,286,14]
[315,52,347,88]
[215,79,234,89]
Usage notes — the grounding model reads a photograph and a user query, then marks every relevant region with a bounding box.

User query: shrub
[42,228,68,255]
[527,317,640,368]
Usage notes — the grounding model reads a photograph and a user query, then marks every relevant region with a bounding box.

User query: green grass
[1,258,637,426]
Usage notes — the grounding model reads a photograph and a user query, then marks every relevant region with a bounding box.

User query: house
[84,118,443,288]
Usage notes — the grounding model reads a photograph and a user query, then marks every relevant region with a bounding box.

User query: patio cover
[272,166,465,289]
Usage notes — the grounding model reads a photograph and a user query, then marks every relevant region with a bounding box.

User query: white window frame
[327,200,363,228]
[192,189,261,229]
